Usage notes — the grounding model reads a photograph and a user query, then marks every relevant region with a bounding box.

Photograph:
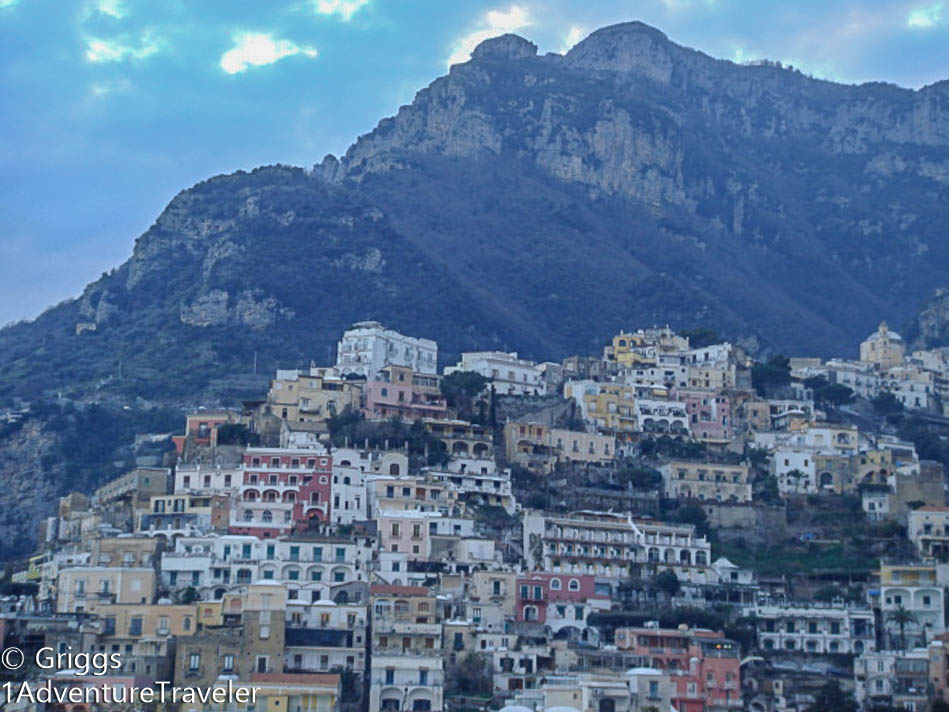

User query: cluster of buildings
[5,319,949,712]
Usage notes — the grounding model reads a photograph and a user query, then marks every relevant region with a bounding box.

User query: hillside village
[5,319,949,712]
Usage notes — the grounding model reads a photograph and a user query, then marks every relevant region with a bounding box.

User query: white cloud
[907,2,944,28]
[220,32,317,75]
[85,33,159,62]
[96,0,126,18]
[562,25,584,52]
[89,78,132,98]
[0,0,21,8]
[446,5,530,66]
[313,0,370,21]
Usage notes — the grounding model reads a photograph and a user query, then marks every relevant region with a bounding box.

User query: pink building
[676,389,734,443]
[515,573,609,631]
[229,448,332,538]
[363,365,448,421]
[614,626,741,712]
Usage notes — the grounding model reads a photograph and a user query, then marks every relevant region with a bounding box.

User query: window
[188,653,200,672]
[550,578,561,590]
[568,579,580,591]
[221,654,234,673]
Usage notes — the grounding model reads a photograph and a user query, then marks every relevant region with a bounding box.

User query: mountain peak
[565,20,679,82]
[470,33,538,61]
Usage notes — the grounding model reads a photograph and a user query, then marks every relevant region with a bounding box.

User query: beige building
[174,582,287,687]
[94,467,171,505]
[504,422,615,471]
[469,569,519,617]
[369,584,443,712]
[661,460,752,503]
[267,367,361,423]
[861,322,906,369]
[206,674,340,712]
[89,536,161,568]
[56,567,156,613]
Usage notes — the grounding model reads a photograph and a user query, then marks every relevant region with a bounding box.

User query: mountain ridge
[0,21,947,405]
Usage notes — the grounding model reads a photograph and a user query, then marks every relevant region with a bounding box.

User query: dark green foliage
[667,503,712,539]
[440,371,488,421]
[752,355,791,395]
[445,653,493,697]
[216,423,259,446]
[328,410,449,468]
[805,680,858,712]
[651,570,680,597]
[872,391,904,416]
[897,415,949,466]
[813,383,855,406]
[679,328,719,348]
[177,586,200,604]
[0,581,38,596]
[616,465,662,489]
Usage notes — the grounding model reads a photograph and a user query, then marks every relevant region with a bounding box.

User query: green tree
[440,371,488,419]
[813,383,855,406]
[670,503,711,538]
[872,391,904,417]
[679,328,720,348]
[805,679,858,712]
[886,605,917,650]
[752,354,791,395]
[445,653,492,696]
[652,570,681,598]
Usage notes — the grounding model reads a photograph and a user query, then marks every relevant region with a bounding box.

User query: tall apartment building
[336,321,437,378]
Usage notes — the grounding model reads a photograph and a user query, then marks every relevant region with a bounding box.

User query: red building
[615,625,741,712]
[514,573,609,632]
[674,389,734,443]
[171,410,241,454]
[229,448,332,538]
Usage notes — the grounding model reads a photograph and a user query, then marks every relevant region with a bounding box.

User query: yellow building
[206,673,339,712]
[268,367,361,423]
[572,382,638,438]
[55,567,156,614]
[861,322,906,369]
[605,332,653,368]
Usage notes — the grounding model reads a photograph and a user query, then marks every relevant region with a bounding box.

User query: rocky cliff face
[0,21,947,407]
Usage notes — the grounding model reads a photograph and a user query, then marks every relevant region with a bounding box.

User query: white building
[747,601,875,655]
[445,351,546,395]
[908,507,949,559]
[336,321,437,377]
[285,599,368,675]
[174,464,241,494]
[522,510,711,582]
[773,448,817,494]
[872,563,947,649]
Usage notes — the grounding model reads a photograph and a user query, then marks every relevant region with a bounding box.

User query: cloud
[220,32,317,75]
[0,0,21,7]
[907,2,944,28]
[90,78,132,98]
[447,5,530,66]
[96,0,126,19]
[562,25,584,52]
[312,0,370,21]
[85,33,160,63]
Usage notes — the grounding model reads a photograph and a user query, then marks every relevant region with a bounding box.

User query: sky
[1,0,947,327]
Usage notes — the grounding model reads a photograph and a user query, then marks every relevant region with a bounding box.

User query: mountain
[2,21,949,405]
